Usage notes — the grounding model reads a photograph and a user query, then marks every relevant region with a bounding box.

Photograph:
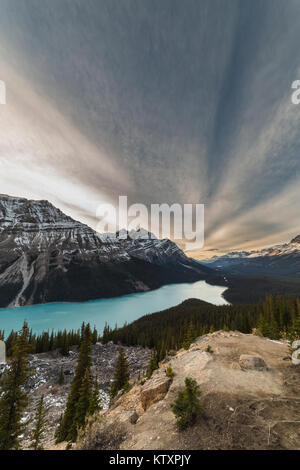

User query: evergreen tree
[30,395,48,450]
[0,322,32,450]
[58,367,65,385]
[171,377,204,430]
[102,323,110,344]
[49,331,54,351]
[146,351,158,379]
[182,320,196,350]
[269,311,280,340]
[289,304,300,341]
[89,375,102,415]
[60,330,69,356]
[55,324,92,442]
[74,369,93,430]
[92,326,98,345]
[110,348,130,398]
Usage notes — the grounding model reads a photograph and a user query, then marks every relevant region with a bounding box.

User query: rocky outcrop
[291,340,300,366]
[140,369,171,411]
[82,331,300,450]
[0,194,213,307]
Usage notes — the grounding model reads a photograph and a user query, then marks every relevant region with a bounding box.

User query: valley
[0,194,215,308]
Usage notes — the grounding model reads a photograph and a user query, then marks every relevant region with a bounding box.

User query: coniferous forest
[102,295,300,360]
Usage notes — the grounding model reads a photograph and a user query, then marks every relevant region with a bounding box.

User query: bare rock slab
[141,369,171,411]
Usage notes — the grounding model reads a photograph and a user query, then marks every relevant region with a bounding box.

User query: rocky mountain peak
[290,235,300,244]
[0,193,85,231]
[0,193,208,308]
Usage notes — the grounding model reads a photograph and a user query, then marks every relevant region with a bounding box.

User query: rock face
[291,340,300,366]
[0,194,213,307]
[84,331,300,450]
[140,369,171,411]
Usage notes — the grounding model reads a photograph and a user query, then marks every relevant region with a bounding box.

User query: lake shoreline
[0,280,229,337]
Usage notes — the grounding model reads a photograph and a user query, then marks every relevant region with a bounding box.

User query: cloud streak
[0,0,300,255]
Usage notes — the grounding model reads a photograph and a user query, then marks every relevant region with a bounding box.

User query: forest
[102,295,300,360]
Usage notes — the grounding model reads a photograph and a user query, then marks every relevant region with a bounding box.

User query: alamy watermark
[95,196,204,250]
[0,80,6,104]
[291,80,300,104]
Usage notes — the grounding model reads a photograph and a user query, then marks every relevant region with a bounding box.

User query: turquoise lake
[0,281,229,336]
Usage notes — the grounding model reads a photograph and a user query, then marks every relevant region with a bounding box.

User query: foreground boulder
[141,369,171,411]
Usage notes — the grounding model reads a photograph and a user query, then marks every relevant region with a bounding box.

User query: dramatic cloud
[0,0,300,256]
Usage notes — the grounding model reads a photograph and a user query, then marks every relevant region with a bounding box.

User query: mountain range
[0,194,213,308]
[202,236,300,278]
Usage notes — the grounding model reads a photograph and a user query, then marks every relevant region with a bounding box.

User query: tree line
[102,295,300,359]
[2,323,99,357]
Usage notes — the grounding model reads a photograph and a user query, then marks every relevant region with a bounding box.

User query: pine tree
[55,324,92,443]
[0,322,32,450]
[257,311,270,337]
[289,304,300,342]
[102,323,110,344]
[171,377,204,430]
[58,367,65,385]
[89,376,102,415]
[269,312,280,340]
[110,348,130,398]
[61,330,69,356]
[182,320,196,350]
[294,309,300,338]
[146,351,158,379]
[30,395,48,450]
[92,326,98,345]
[74,369,93,430]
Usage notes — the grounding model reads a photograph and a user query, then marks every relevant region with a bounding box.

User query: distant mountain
[202,236,300,278]
[0,194,213,308]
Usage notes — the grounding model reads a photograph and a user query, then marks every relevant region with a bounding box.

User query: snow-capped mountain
[202,236,300,278]
[0,194,212,308]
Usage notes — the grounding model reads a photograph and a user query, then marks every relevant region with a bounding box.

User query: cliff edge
[77,331,300,450]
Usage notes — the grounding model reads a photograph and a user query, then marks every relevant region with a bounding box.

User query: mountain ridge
[0,194,213,308]
[202,235,300,278]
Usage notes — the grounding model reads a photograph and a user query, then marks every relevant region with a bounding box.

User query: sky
[0,0,300,258]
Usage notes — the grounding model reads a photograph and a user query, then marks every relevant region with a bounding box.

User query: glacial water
[0,280,229,336]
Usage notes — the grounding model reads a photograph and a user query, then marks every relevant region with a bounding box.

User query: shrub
[171,377,204,430]
[76,414,126,450]
[166,366,175,379]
